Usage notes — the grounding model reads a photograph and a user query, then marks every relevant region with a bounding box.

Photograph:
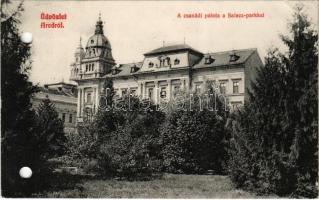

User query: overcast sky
[18,1,318,85]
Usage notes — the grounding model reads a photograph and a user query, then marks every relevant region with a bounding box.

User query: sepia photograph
[1,0,318,198]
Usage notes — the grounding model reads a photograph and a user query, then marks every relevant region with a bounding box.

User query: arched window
[174,59,180,65]
[166,57,171,66]
[86,64,88,72]
[92,64,94,71]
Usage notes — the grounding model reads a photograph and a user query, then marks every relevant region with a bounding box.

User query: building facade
[32,82,77,134]
[70,17,263,123]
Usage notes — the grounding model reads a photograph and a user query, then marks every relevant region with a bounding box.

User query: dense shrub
[161,84,230,174]
[228,6,318,198]
[62,124,100,173]
[95,93,165,179]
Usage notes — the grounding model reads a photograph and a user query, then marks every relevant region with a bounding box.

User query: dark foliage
[35,98,66,159]
[228,5,318,198]
[95,94,166,180]
[161,83,230,174]
[61,123,100,173]
[1,1,41,196]
[1,1,66,196]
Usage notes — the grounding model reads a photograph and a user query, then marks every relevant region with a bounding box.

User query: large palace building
[70,17,263,123]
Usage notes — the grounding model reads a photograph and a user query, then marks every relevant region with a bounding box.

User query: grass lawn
[35,173,276,198]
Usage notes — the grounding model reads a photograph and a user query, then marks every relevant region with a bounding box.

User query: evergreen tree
[35,98,66,159]
[1,0,41,196]
[228,5,318,197]
[280,6,318,196]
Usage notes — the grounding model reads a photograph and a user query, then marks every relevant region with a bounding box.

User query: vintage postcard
[1,0,318,198]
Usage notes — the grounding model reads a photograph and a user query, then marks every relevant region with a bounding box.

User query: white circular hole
[19,166,32,178]
[20,32,33,44]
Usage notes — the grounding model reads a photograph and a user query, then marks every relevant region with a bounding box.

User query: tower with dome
[70,15,116,122]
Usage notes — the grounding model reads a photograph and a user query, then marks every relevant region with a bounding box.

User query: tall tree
[35,98,66,159]
[228,5,318,197]
[280,5,318,196]
[1,0,40,196]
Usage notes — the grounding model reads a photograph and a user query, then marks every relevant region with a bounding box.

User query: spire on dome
[95,13,104,35]
[78,36,83,48]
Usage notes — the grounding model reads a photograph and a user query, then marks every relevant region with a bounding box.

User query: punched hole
[20,32,33,44]
[19,166,32,178]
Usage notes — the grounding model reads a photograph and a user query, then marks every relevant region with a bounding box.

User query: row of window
[61,113,74,123]
[114,85,182,100]
[102,79,240,102]
[221,80,240,94]
[204,54,240,65]
[195,80,240,94]
[114,88,137,97]
[148,58,180,68]
[146,85,181,101]
[88,48,96,57]
[87,46,110,58]
[73,63,108,74]
[85,63,95,72]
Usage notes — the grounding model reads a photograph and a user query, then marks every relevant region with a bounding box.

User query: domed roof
[85,17,111,49]
[86,34,111,49]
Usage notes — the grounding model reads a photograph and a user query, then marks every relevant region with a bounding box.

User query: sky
[15,0,319,85]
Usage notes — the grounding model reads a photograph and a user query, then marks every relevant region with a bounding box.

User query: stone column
[167,79,172,101]
[137,82,142,97]
[183,78,189,91]
[181,78,185,90]
[77,88,81,118]
[143,82,146,99]
[95,86,99,113]
[81,88,85,117]
[154,80,159,104]
[227,79,231,95]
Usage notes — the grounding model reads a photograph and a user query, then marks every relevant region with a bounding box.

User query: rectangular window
[130,88,137,95]
[233,81,239,94]
[195,84,201,94]
[69,114,73,123]
[62,113,66,122]
[86,93,92,103]
[121,88,127,97]
[173,85,180,97]
[160,87,167,98]
[220,82,226,94]
[148,88,154,100]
